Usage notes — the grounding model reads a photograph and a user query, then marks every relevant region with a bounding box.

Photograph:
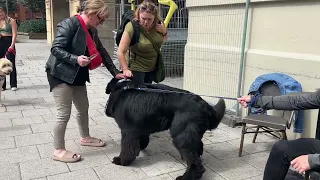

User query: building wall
[9,3,43,21]
[185,0,320,138]
[46,0,70,44]
[46,0,116,54]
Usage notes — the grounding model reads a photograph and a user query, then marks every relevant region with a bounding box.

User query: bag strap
[140,28,162,56]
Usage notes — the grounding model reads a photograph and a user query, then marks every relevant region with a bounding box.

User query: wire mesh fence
[182,2,249,115]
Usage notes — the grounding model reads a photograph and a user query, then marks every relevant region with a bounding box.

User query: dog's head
[105,77,136,94]
[0,58,13,76]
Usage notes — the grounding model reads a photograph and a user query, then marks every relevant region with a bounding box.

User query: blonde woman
[0,6,17,91]
[45,0,125,163]
[118,1,167,85]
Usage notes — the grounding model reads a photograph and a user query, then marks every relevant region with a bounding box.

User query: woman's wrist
[122,66,129,71]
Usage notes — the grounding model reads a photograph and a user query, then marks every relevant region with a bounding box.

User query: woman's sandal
[53,150,81,163]
[80,137,106,147]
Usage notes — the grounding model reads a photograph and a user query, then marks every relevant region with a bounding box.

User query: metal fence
[181,1,250,117]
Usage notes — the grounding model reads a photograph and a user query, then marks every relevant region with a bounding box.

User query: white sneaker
[11,87,17,91]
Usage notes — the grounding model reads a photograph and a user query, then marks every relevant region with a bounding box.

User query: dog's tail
[208,98,226,130]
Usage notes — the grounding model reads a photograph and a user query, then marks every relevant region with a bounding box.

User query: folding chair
[238,81,296,157]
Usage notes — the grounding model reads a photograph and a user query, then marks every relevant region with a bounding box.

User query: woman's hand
[155,21,167,35]
[237,95,252,108]
[77,55,90,67]
[115,73,126,79]
[8,45,14,51]
[123,69,133,78]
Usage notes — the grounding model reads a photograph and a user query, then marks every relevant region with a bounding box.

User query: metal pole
[6,0,8,13]
[120,0,124,24]
[236,0,250,117]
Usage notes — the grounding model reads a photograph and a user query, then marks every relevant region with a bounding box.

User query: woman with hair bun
[45,0,125,163]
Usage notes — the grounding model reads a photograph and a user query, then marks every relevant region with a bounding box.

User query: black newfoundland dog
[105,78,226,180]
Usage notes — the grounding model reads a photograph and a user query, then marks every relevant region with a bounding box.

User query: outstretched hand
[237,95,252,108]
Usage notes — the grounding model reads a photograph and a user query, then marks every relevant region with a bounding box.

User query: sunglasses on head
[96,15,105,23]
[139,3,156,12]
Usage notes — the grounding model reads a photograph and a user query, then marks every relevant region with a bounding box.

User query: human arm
[9,18,17,49]
[308,154,320,170]
[118,23,134,77]
[155,21,168,41]
[238,90,320,111]
[50,18,79,66]
[94,29,121,77]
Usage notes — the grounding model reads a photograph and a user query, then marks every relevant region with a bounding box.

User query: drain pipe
[236,0,251,117]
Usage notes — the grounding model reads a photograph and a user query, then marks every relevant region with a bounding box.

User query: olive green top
[0,17,12,34]
[124,22,163,72]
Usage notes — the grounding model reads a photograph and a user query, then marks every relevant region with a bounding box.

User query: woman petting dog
[238,91,320,180]
[117,0,168,85]
[0,6,17,91]
[45,0,125,163]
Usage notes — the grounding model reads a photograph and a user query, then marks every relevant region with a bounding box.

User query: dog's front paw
[112,156,122,165]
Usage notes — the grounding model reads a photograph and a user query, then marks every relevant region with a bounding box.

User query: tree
[0,0,18,14]
[20,0,45,19]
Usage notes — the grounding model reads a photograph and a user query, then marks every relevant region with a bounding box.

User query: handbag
[140,29,165,83]
[75,15,102,70]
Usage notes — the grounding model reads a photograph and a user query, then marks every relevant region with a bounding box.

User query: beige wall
[99,0,117,55]
[185,0,320,138]
[46,0,70,44]
[46,0,116,55]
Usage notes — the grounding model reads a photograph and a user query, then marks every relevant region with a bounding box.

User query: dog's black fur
[105,78,226,180]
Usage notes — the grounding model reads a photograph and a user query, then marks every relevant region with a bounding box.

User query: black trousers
[132,70,155,86]
[264,138,320,180]
[0,36,17,89]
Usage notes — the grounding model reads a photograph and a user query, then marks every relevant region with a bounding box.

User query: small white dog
[0,58,13,106]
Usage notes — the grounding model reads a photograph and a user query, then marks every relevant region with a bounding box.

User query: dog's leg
[198,140,204,157]
[139,134,150,150]
[171,124,205,180]
[112,130,140,166]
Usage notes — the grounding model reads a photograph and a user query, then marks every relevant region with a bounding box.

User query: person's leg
[0,38,10,91]
[264,138,320,180]
[72,85,105,147]
[52,83,80,162]
[5,47,17,89]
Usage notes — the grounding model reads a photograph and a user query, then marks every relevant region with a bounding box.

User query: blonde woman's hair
[134,1,163,26]
[76,0,109,18]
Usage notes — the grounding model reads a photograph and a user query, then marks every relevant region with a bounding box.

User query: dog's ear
[105,78,120,94]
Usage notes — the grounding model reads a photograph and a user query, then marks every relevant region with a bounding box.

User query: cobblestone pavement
[0,40,276,180]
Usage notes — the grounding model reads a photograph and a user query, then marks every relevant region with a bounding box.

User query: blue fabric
[248,73,304,133]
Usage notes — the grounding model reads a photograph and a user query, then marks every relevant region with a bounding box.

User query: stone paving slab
[0,40,279,180]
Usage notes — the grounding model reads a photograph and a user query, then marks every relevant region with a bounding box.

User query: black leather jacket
[45,16,120,84]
